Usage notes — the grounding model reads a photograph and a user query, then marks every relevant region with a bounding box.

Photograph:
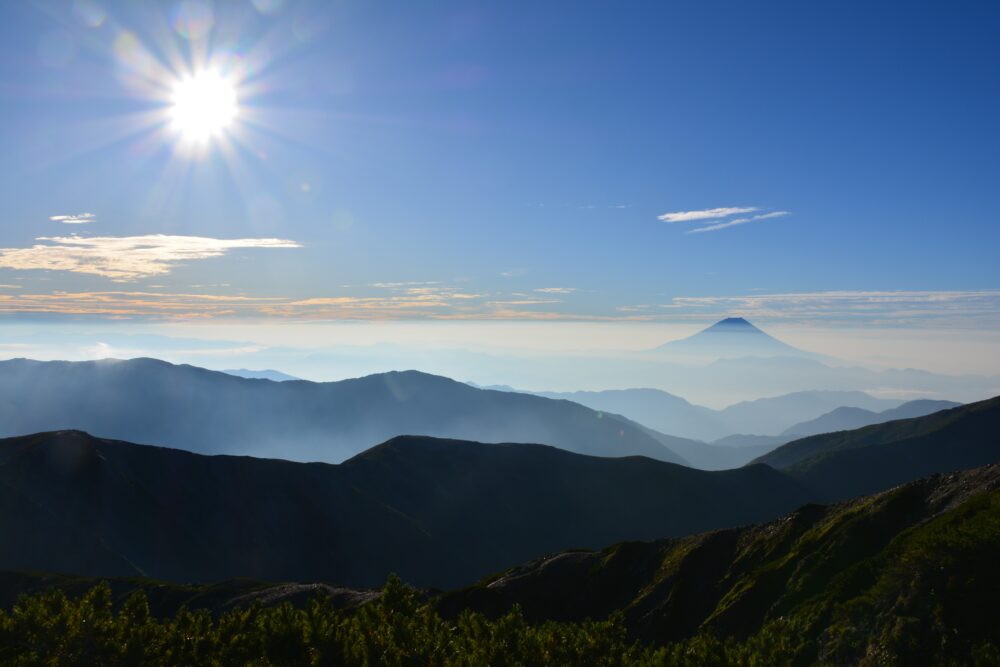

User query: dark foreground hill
[437,463,1000,663]
[0,358,682,464]
[0,431,808,589]
[4,464,998,665]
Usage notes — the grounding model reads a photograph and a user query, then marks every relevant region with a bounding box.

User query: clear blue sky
[0,0,997,328]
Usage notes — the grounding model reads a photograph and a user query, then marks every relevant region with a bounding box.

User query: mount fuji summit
[653,318,825,362]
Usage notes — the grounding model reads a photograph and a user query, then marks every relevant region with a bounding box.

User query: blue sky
[0,0,998,331]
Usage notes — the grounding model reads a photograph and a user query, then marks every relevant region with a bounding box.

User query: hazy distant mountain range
[0,358,683,464]
[0,396,996,589]
[461,319,1000,407]
[781,399,961,436]
[535,387,905,441]
[690,398,960,460]
[637,428,778,470]
[524,318,976,442]
[222,368,301,382]
[0,353,969,473]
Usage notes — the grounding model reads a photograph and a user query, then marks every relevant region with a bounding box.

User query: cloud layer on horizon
[0,234,301,281]
[0,284,997,328]
[656,290,1000,325]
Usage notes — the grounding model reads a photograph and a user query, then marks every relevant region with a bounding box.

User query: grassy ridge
[436,464,1000,664]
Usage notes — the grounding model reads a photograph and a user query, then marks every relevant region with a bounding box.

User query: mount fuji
[652,317,825,362]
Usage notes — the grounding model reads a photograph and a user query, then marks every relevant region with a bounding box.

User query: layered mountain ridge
[0,430,808,588]
[0,395,997,589]
[0,358,683,465]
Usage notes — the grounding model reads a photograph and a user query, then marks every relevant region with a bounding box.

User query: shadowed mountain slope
[0,431,810,589]
[782,399,961,436]
[436,463,1000,662]
[0,358,682,464]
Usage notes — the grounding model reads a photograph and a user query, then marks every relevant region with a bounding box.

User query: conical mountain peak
[702,317,760,333]
[654,317,820,360]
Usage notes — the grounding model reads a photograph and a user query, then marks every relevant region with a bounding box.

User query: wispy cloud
[688,210,790,234]
[657,207,757,223]
[264,284,487,319]
[535,287,576,294]
[0,281,586,322]
[50,213,96,224]
[0,290,287,320]
[370,281,442,289]
[0,235,301,281]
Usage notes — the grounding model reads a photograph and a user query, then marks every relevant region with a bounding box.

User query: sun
[169,70,238,143]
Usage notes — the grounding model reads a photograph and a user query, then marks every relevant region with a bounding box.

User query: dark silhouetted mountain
[534,387,903,442]
[0,358,681,464]
[0,431,812,588]
[755,396,1000,501]
[782,399,961,436]
[222,368,301,382]
[436,463,1000,662]
[652,317,823,361]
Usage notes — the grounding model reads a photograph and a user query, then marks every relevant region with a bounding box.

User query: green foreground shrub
[0,575,995,666]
